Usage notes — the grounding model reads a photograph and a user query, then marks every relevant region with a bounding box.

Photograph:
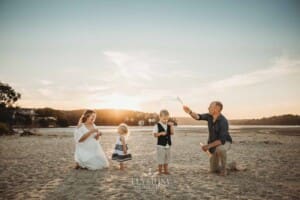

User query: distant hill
[12,108,176,127]
[32,108,163,126]
[176,117,206,125]
[177,114,300,125]
[10,106,300,127]
[230,114,300,125]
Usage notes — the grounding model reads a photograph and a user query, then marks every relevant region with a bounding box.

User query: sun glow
[94,94,142,111]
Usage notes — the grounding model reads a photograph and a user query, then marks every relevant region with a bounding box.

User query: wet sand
[0,127,299,200]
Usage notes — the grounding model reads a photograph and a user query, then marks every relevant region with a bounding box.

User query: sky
[0,0,300,119]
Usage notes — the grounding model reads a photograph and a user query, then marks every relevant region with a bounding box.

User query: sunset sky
[0,0,299,119]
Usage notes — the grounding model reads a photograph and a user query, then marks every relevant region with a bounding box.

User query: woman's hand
[78,128,100,142]
[94,129,102,139]
[91,128,99,133]
[94,132,101,140]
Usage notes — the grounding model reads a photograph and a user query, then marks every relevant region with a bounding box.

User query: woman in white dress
[74,110,109,170]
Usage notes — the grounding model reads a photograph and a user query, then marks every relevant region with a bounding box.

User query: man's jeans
[210,142,231,172]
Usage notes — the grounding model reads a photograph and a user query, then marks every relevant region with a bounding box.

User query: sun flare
[94,94,141,111]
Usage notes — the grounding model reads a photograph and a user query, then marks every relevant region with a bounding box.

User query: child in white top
[153,109,174,175]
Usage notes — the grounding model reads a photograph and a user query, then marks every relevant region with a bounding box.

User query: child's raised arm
[168,122,175,135]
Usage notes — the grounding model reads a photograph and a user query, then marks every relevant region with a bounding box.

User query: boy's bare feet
[163,164,169,175]
[158,165,163,175]
[157,169,163,175]
[218,169,227,176]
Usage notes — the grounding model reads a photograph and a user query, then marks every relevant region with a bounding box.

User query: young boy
[153,109,174,175]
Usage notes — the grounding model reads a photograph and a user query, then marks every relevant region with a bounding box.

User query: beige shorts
[210,142,232,172]
[156,146,171,165]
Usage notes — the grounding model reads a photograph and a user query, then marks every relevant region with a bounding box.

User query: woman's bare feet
[74,163,88,170]
[228,161,247,171]
[74,163,81,169]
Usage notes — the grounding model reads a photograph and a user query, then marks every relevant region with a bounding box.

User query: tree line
[230,114,300,125]
[0,81,178,135]
[1,81,299,135]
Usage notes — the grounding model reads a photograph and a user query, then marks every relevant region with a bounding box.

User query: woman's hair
[118,123,129,137]
[77,109,96,126]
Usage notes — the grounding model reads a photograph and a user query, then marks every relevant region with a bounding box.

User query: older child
[153,109,174,175]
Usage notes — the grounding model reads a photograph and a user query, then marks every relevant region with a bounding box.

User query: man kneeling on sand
[183,101,233,176]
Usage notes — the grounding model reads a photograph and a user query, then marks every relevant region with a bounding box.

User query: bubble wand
[176,96,184,105]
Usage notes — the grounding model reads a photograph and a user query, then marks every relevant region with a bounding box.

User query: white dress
[74,124,109,170]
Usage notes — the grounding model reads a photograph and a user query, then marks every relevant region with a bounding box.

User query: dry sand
[0,126,299,200]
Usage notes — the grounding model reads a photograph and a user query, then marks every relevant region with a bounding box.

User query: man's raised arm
[183,105,200,120]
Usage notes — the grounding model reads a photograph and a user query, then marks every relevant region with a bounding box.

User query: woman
[74,110,109,170]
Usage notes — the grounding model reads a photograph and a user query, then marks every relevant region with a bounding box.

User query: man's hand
[201,144,210,152]
[183,105,192,114]
[183,105,200,120]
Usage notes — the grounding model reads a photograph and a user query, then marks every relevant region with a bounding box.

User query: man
[183,101,232,176]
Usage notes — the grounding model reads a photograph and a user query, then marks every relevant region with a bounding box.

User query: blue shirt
[197,113,232,153]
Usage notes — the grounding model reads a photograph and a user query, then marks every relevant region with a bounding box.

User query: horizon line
[15,106,299,120]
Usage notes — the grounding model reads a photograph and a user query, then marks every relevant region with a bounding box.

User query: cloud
[18,52,300,116]
[37,88,53,97]
[102,50,197,96]
[40,79,53,86]
[103,51,153,81]
[209,56,300,89]
[78,85,111,93]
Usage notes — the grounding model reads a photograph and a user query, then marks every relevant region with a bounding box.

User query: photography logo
[131,168,175,192]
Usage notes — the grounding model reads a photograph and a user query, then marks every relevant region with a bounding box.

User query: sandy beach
[0,126,299,200]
